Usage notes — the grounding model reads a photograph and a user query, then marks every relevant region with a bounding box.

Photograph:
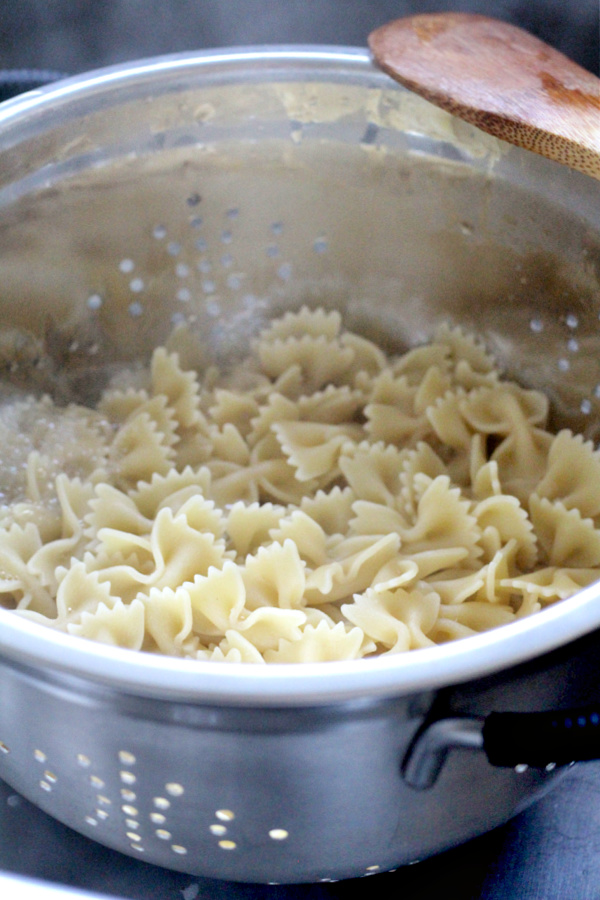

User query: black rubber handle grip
[483,706,600,768]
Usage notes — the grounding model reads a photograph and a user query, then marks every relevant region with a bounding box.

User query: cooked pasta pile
[0,306,598,663]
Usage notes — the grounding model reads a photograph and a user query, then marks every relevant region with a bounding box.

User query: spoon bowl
[369,12,600,180]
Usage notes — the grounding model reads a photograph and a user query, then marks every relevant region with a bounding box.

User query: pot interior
[0,51,598,432]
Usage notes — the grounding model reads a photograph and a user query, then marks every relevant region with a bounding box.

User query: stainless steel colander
[0,46,599,885]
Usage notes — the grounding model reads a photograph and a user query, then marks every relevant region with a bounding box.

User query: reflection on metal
[402,717,485,789]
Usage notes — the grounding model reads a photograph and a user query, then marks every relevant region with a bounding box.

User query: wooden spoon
[368,12,600,180]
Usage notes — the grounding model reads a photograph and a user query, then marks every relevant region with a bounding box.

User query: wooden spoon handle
[369,13,600,180]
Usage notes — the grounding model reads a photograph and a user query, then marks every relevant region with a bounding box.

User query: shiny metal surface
[0,47,597,881]
[401,716,485,790]
[0,654,560,883]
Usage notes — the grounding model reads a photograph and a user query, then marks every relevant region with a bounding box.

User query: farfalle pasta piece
[209,423,250,466]
[399,442,448,518]
[207,631,266,664]
[264,620,366,663]
[455,385,552,501]
[186,562,246,636]
[95,527,151,564]
[208,389,260,438]
[273,420,361,482]
[401,546,473,581]
[129,467,212,519]
[109,412,174,485]
[414,365,453,415]
[15,562,117,628]
[535,431,600,519]
[68,598,146,649]
[473,494,537,569]
[475,541,519,605]
[501,566,600,608]
[304,560,344,599]
[429,383,548,467]
[340,332,387,378]
[453,358,500,391]
[364,371,425,445]
[427,389,473,450]
[370,557,420,593]
[460,384,549,434]
[342,585,440,652]
[101,389,179,448]
[268,363,306,400]
[399,475,482,563]
[249,435,318,505]
[339,441,406,505]
[170,494,226,540]
[28,476,95,590]
[305,532,400,605]
[529,495,600,568]
[0,522,55,616]
[247,393,299,446]
[434,323,496,377]
[55,563,117,620]
[299,487,356,536]
[258,335,355,393]
[471,454,503,501]
[242,539,306,611]
[142,585,194,656]
[226,501,286,558]
[297,384,364,424]
[491,426,553,505]
[90,506,228,602]
[173,427,214,469]
[257,306,342,342]
[432,600,515,636]
[425,569,485,605]
[86,483,153,542]
[391,342,451,384]
[269,510,330,567]
[147,506,228,589]
[98,386,151,422]
[348,500,408,539]
[133,395,179,448]
[84,549,154,605]
[151,347,204,429]
[204,460,261,506]
[237,607,307,653]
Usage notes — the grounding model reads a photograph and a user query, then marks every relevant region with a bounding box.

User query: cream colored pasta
[0,306,599,663]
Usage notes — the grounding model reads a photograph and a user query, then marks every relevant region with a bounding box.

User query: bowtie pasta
[1,306,599,663]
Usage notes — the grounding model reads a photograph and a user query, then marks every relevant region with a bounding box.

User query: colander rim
[0,44,384,120]
[0,583,599,705]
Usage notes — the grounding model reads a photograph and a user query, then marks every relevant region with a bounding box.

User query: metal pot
[0,46,599,884]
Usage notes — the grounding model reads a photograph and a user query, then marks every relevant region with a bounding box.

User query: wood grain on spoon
[368,12,600,180]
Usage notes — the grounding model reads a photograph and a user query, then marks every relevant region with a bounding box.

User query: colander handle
[402,705,600,789]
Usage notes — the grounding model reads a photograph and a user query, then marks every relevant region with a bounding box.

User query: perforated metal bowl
[0,47,599,884]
